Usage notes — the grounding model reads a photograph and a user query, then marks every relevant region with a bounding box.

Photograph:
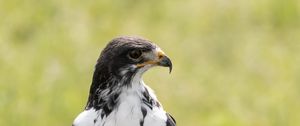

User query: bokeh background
[1,0,300,126]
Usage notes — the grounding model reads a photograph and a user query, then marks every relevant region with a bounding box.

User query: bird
[72,36,176,126]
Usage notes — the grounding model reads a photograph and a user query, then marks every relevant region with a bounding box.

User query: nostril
[158,55,163,59]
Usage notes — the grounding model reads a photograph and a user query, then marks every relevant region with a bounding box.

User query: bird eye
[128,49,142,59]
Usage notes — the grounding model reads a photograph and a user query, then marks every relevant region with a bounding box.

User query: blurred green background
[1,0,300,126]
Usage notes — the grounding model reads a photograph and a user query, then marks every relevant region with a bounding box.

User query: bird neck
[85,63,146,116]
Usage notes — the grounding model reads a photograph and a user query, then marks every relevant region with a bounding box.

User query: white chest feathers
[73,84,168,126]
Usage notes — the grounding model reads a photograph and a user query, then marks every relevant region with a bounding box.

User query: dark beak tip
[168,61,173,74]
[159,56,172,74]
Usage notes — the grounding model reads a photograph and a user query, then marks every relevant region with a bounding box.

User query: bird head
[95,36,172,80]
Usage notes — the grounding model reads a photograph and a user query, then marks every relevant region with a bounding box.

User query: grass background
[1,0,300,125]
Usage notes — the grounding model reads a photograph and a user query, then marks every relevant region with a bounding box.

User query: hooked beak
[157,55,172,73]
[136,48,173,73]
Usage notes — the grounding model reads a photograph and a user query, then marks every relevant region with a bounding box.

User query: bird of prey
[73,36,176,126]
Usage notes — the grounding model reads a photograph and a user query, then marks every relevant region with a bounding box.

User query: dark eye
[128,49,142,59]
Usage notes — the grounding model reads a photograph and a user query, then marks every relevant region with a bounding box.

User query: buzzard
[73,36,176,126]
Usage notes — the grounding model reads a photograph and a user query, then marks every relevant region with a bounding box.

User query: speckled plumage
[73,36,176,126]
